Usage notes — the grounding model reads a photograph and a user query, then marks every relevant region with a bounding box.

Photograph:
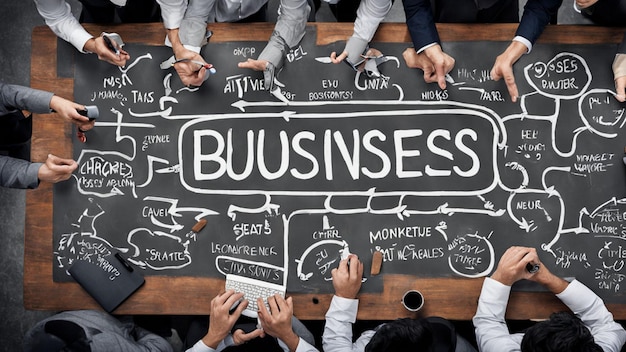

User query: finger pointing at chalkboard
[37,154,77,184]
[491,41,526,103]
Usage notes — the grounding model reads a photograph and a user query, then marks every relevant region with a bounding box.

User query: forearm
[402,0,439,52]
[472,278,522,351]
[352,0,392,42]
[0,157,41,189]
[258,0,309,68]
[322,296,358,352]
[156,0,188,29]
[0,83,54,115]
[516,0,563,45]
[178,0,213,50]
[33,0,93,52]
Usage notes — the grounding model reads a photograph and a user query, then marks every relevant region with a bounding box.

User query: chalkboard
[53,27,626,302]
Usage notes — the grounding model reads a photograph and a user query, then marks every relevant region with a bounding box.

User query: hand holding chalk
[37,154,78,184]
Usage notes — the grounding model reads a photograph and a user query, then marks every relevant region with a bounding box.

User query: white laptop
[225,274,286,318]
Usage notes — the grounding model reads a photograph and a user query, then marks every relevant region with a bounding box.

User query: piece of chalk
[371,251,383,276]
[192,219,207,233]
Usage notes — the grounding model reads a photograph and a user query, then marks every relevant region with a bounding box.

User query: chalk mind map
[52,35,626,301]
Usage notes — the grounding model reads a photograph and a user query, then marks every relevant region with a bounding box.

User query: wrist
[279,330,299,352]
[82,38,97,54]
[490,272,513,286]
[202,332,225,349]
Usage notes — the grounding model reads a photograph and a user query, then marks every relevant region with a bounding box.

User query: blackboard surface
[53,28,626,302]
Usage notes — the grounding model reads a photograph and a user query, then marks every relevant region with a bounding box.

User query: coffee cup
[401,290,424,312]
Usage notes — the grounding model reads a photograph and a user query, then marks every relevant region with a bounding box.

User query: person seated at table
[473,246,626,352]
[574,0,626,103]
[184,290,318,352]
[401,0,562,103]
[24,310,174,352]
[0,81,93,189]
[33,0,162,67]
[323,254,477,352]
[327,0,393,71]
[156,0,310,90]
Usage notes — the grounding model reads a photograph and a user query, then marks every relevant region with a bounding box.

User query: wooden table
[25,22,626,320]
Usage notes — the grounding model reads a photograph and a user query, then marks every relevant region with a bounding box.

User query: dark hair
[521,312,602,352]
[364,318,434,352]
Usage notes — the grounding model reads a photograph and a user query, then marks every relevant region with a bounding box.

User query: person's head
[365,317,457,352]
[521,311,602,352]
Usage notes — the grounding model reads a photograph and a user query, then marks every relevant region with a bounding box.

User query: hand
[331,254,363,299]
[49,96,95,132]
[172,49,209,88]
[490,246,539,286]
[37,154,78,184]
[238,58,270,72]
[232,327,265,346]
[575,0,598,8]
[201,290,247,349]
[257,295,300,351]
[166,28,209,87]
[330,51,348,64]
[83,37,130,67]
[403,48,438,86]
[615,75,626,102]
[422,45,455,90]
[491,41,527,102]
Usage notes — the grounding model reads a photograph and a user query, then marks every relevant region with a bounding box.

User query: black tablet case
[69,251,144,312]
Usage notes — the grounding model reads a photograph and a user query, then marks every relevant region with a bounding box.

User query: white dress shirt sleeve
[33,0,93,53]
[557,280,626,352]
[323,295,361,352]
[472,278,524,352]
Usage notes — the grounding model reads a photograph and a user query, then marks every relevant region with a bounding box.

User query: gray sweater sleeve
[0,155,41,189]
[257,0,310,69]
[0,82,54,116]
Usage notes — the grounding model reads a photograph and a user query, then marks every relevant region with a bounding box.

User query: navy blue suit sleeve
[402,0,440,50]
[619,32,626,54]
[515,0,563,45]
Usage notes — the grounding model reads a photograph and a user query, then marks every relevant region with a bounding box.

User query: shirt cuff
[26,163,42,189]
[70,30,95,54]
[163,35,201,53]
[513,36,532,54]
[416,42,438,54]
[613,53,626,79]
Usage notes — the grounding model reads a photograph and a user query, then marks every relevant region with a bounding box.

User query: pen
[526,263,540,273]
[115,252,134,272]
[172,58,217,74]
[102,35,120,56]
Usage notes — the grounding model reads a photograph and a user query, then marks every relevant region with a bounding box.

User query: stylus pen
[102,35,120,56]
[172,58,217,74]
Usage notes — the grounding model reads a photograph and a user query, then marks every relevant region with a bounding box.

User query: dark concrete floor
[0,0,590,350]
